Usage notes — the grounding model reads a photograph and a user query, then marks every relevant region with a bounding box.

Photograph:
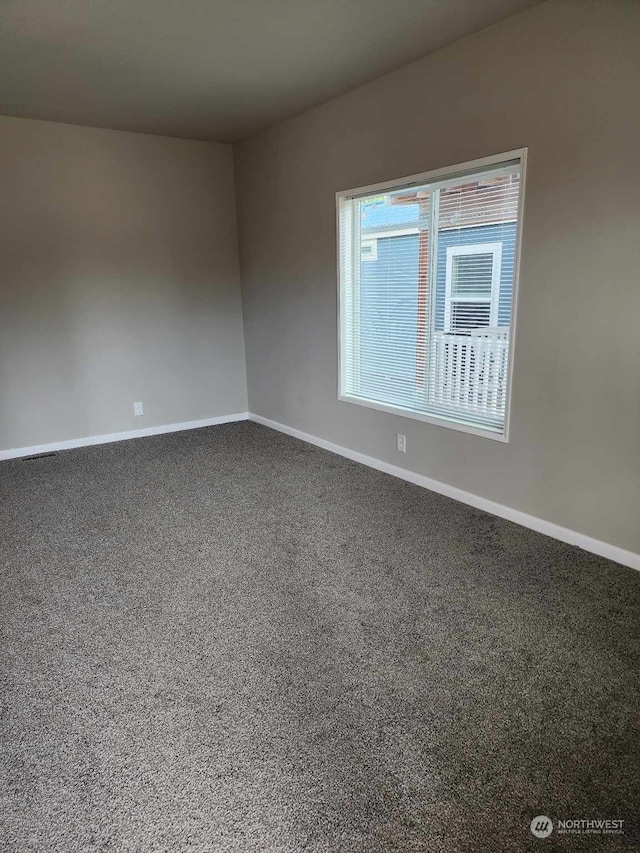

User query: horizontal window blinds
[338,156,523,437]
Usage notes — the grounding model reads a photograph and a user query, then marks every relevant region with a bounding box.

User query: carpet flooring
[1,421,638,852]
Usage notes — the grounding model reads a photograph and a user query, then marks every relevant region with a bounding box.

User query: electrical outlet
[396,433,406,453]
[133,401,144,417]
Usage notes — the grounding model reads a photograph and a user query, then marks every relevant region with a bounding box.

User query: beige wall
[0,116,247,451]
[235,0,640,554]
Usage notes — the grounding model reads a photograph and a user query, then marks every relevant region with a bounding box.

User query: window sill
[337,392,509,442]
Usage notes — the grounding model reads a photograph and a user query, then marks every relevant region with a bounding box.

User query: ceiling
[0,0,542,143]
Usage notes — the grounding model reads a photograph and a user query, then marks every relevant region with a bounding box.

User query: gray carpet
[1,422,638,852]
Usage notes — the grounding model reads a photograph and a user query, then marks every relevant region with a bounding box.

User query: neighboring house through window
[337,150,526,440]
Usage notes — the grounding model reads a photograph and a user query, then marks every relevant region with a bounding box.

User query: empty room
[1,0,638,850]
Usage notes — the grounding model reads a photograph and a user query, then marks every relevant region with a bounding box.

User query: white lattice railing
[427,328,510,420]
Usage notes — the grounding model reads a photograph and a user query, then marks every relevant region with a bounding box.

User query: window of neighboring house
[361,238,377,261]
[337,149,526,440]
[444,243,502,333]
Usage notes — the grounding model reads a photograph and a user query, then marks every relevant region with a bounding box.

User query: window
[361,239,377,262]
[337,150,525,440]
[444,243,501,332]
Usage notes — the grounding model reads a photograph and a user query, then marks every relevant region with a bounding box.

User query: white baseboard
[0,412,249,461]
[249,413,640,573]
[4,409,637,572]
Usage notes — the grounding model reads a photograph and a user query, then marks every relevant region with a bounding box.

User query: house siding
[358,218,516,402]
[435,222,517,330]
[359,233,419,408]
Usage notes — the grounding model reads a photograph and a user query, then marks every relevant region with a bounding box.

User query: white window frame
[336,148,527,443]
[444,242,502,332]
